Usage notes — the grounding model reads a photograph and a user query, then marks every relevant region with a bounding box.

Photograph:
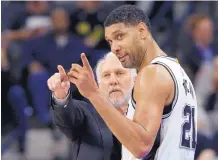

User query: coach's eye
[117,72,123,76]
[104,74,110,78]
[117,34,123,40]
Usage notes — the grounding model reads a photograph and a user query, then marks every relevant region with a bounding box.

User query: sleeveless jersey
[122,56,198,160]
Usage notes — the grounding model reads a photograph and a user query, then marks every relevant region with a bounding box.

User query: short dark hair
[104,5,151,31]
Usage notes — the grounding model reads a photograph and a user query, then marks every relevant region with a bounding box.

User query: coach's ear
[137,22,149,39]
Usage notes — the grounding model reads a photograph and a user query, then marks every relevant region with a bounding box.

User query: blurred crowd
[1,1,218,160]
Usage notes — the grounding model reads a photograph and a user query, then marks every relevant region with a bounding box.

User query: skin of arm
[88,64,173,158]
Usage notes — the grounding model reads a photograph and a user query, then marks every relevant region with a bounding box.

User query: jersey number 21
[180,104,196,150]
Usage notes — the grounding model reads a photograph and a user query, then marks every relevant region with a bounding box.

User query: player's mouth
[119,54,127,62]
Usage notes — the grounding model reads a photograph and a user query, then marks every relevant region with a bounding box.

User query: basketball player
[67,5,197,160]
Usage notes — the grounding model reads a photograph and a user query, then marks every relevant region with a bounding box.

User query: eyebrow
[101,70,110,74]
[105,30,123,40]
[102,68,126,75]
[101,71,110,76]
[112,30,123,36]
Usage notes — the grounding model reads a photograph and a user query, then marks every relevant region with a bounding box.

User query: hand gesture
[67,53,99,99]
[47,65,70,99]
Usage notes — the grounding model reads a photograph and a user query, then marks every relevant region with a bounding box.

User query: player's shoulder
[135,64,173,93]
[134,64,173,103]
[137,64,172,82]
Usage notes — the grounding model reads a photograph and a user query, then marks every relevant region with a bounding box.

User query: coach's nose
[111,43,121,56]
[109,74,119,86]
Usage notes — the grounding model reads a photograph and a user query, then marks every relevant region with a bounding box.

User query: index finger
[57,65,67,80]
[81,53,92,72]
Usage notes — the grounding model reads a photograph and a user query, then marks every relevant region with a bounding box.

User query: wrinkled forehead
[100,54,130,74]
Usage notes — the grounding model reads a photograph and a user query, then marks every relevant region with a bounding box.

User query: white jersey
[122,56,198,160]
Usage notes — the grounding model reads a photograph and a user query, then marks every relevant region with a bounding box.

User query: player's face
[99,54,133,108]
[105,23,144,68]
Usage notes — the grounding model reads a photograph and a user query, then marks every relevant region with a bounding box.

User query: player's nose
[111,43,121,55]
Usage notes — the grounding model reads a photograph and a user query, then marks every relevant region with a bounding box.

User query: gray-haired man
[48,52,136,160]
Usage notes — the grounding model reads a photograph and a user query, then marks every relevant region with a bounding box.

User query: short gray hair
[95,52,137,83]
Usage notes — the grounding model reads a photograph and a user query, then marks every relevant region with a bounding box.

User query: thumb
[57,65,67,80]
[61,81,70,89]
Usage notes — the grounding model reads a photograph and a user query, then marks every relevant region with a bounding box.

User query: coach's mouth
[109,89,122,94]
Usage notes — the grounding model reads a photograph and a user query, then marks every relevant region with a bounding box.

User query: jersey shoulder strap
[150,56,179,119]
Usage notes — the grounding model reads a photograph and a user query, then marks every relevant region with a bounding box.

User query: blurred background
[1,1,218,160]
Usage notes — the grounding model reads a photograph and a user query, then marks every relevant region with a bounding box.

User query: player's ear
[137,22,148,39]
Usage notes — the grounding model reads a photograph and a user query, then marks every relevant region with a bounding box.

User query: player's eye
[117,34,123,40]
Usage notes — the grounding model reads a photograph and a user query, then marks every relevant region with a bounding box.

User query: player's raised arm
[69,52,174,158]
[131,64,174,154]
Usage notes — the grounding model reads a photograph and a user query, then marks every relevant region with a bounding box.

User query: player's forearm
[89,90,152,158]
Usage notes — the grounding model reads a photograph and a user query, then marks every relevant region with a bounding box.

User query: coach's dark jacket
[50,93,114,160]
[50,92,161,160]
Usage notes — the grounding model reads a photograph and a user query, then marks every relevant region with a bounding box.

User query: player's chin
[121,57,133,68]
[122,61,133,68]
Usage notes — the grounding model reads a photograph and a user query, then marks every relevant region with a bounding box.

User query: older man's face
[99,54,133,107]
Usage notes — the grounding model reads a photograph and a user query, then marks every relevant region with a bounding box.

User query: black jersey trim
[143,127,161,160]
[152,61,179,119]
[131,88,136,109]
